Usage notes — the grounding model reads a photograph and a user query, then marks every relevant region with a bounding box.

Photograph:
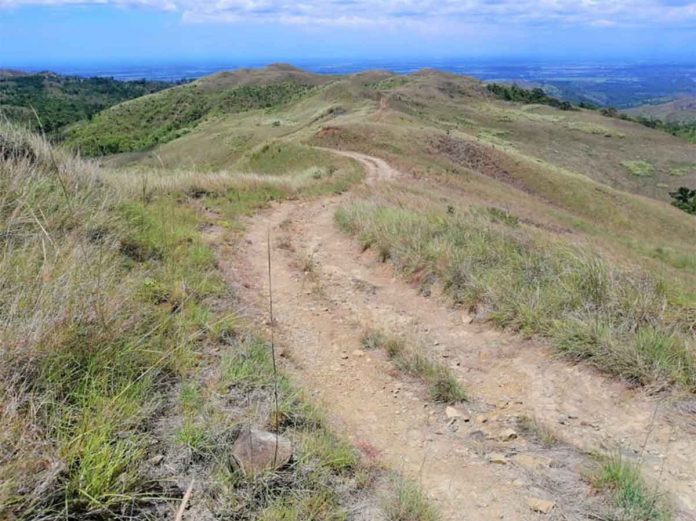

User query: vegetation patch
[621,160,655,177]
[66,82,314,155]
[486,83,575,111]
[593,454,671,521]
[566,121,625,138]
[669,187,696,215]
[669,163,696,177]
[383,476,440,521]
[0,72,174,132]
[239,141,338,176]
[633,117,696,144]
[361,330,467,403]
[0,125,218,519]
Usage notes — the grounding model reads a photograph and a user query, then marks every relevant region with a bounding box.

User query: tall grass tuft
[383,476,440,521]
[593,454,671,521]
[0,124,223,518]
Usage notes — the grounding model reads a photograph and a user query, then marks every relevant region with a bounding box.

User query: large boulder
[231,429,293,476]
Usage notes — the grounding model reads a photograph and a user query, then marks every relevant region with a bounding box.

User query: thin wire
[267,227,280,467]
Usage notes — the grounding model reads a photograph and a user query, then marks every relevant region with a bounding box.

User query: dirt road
[220,149,696,520]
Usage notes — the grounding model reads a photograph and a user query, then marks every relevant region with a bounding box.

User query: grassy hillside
[3,64,695,519]
[0,71,173,132]
[0,123,407,520]
[116,67,695,196]
[66,64,333,156]
[104,66,695,289]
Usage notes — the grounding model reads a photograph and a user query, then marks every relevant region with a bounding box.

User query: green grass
[383,477,440,521]
[65,81,314,155]
[669,163,696,177]
[339,200,695,392]
[0,125,220,517]
[593,455,671,521]
[361,330,467,403]
[239,141,336,175]
[621,160,655,177]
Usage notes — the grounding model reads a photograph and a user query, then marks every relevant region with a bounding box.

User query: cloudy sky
[1,0,695,65]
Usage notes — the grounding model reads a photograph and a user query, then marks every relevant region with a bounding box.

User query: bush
[486,83,576,110]
[669,187,696,215]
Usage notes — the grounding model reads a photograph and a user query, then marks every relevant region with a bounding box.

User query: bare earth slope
[210,150,696,520]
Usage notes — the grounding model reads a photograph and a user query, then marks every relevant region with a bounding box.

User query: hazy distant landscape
[14,59,696,108]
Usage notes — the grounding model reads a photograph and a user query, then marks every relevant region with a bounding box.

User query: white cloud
[1,0,695,27]
[0,0,177,9]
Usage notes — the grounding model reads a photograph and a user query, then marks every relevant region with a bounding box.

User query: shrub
[669,187,696,215]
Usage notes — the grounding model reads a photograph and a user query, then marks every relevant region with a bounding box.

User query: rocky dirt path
[216,150,696,520]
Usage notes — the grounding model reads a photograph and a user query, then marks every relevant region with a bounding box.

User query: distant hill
[78,65,694,198]
[65,64,334,155]
[625,96,696,123]
[0,69,29,79]
[0,71,175,132]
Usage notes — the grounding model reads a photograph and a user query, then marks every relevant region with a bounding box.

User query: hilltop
[64,64,327,155]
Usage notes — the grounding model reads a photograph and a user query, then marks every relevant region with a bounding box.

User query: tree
[669,187,696,215]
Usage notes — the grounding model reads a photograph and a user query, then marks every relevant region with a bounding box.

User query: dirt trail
[222,150,696,520]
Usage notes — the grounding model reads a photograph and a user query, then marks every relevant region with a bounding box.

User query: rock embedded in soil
[514,453,553,471]
[148,454,165,466]
[488,452,508,464]
[231,428,293,476]
[527,497,555,514]
[497,428,518,441]
[445,405,469,421]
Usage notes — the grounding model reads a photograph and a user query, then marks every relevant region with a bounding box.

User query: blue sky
[1,1,695,66]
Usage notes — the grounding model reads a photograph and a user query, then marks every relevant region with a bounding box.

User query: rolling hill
[81,66,695,197]
[65,64,334,155]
